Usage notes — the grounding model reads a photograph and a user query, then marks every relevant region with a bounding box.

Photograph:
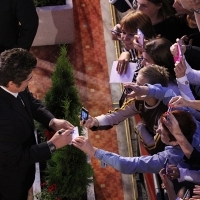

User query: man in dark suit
[0,0,38,53]
[0,48,74,199]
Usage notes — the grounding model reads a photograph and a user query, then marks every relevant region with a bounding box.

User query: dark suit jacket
[0,0,38,53]
[0,88,54,199]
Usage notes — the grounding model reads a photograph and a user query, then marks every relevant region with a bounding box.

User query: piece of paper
[72,126,79,140]
[109,61,137,83]
[69,126,79,145]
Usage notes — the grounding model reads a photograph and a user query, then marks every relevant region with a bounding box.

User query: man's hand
[50,129,73,149]
[49,118,74,131]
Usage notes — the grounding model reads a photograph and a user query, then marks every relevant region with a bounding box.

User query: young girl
[112,10,155,77]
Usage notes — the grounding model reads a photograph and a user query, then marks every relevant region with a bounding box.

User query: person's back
[0,0,38,53]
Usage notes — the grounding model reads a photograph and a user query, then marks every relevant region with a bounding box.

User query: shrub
[35,46,93,199]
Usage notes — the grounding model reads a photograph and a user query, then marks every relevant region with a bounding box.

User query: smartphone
[137,29,144,47]
[163,158,169,174]
[182,189,190,200]
[166,106,172,120]
[80,107,89,121]
[119,89,127,107]
[174,39,182,63]
[119,88,134,107]
[125,87,133,94]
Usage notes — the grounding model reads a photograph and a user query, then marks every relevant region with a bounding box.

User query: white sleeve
[185,60,200,85]
[185,59,193,74]
[176,76,195,100]
[178,167,200,184]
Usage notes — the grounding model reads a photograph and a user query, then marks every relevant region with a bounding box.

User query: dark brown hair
[144,38,176,84]
[161,110,196,143]
[0,48,37,87]
[138,64,169,87]
[147,0,174,19]
[120,10,155,40]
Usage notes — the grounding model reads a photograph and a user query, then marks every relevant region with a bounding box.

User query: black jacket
[0,0,38,53]
[0,88,54,199]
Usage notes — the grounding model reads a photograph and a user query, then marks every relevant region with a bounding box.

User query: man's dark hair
[0,48,37,86]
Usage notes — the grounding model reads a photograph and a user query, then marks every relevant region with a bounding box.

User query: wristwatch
[47,141,56,153]
[194,8,200,14]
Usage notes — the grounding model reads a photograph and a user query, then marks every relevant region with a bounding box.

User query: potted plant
[32,0,74,46]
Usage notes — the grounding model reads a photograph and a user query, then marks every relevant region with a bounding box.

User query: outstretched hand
[123,82,149,99]
[72,136,97,157]
[80,115,99,128]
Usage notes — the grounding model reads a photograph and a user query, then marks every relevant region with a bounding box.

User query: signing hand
[50,129,73,149]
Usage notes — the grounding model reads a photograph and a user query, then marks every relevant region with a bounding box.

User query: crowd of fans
[2,0,200,199]
[73,0,200,199]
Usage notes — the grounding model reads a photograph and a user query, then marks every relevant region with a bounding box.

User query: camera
[80,107,89,121]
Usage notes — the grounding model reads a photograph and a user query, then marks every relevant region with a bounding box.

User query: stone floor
[29,0,132,199]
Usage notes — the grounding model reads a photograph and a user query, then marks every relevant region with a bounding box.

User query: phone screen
[81,107,89,121]
[125,88,133,94]
[137,29,144,47]
[174,40,182,62]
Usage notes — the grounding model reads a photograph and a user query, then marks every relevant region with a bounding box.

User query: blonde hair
[139,64,169,87]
